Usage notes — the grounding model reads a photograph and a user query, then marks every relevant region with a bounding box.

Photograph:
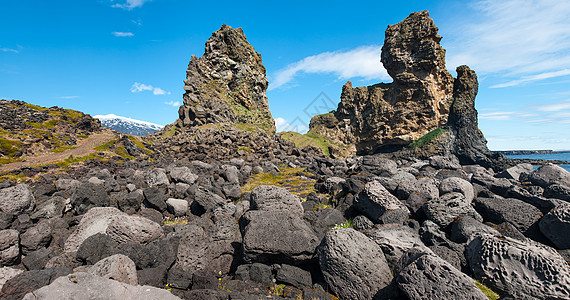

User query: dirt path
[0,132,116,173]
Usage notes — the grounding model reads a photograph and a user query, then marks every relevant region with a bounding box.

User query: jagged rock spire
[177,24,275,133]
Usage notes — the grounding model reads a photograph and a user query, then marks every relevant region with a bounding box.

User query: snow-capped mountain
[94,114,164,136]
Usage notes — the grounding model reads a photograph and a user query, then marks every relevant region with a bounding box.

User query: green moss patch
[0,138,23,157]
[279,131,330,157]
[241,167,316,198]
[409,128,446,149]
[475,281,500,300]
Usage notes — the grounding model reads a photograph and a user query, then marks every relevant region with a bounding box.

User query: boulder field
[1,155,570,299]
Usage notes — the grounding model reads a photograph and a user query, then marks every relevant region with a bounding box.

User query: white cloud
[445,0,570,87]
[269,46,388,90]
[274,117,309,133]
[536,100,570,112]
[153,88,169,95]
[0,47,19,53]
[112,32,134,37]
[490,69,570,88]
[479,111,514,120]
[112,0,151,10]
[130,82,170,95]
[165,101,180,107]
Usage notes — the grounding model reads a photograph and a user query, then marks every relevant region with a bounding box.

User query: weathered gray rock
[539,202,570,249]
[406,177,439,213]
[20,220,52,255]
[145,168,170,187]
[352,215,374,231]
[21,272,180,300]
[467,234,570,299]
[0,267,24,291]
[31,196,65,221]
[496,163,533,180]
[318,228,393,300]
[22,247,54,270]
[54,179,80,193]
[166,198,188,217]
[450,215,499,243]
[355,180,409,223]
[529,163,570,188]
[70,182,110,215]
[275,264,312,289]
[365,224,426,268]
[193,188,227,213]
[473,197,542,234]
[424,192,482,227]
[143,187,168,212]
[544,183,570,202]
[0,268,73,299]
[360,156,398,177]
[397,252,486,300]
[168,167,198,184]
[429,156,461,170]
[175,216,240,277]
[250,185,303,214]
[439,177,474,202]
[242,210,319,265]
[0,184,34,215]
[0,229,19,266]
[64,207,124,253]
[88,254,138,285]
[106,215,164,245]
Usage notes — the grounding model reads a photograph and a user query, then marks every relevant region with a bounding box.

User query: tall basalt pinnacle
[309,11,455,155]
[446,65,507,169]
[177,24,275,133]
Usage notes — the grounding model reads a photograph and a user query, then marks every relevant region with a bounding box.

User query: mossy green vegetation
[0,173,29,183]
[55,154,100,167]
[50,145,77,153]
[0,138,23,157]
[279,131,331,157]
[23,103,48,111]
[409,128,446,149]
[475,281,500,300]
[162,216,189,226]
[241,167,316,198]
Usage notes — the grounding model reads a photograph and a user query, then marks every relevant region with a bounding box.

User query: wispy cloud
[112,32,134,37]
[269,46,388,91]
[131,19,142,26]
[445,0,570,87]
[536,100,570,112]
[57,96,79,99]
[111,0,151,10]
[130,82,170,95]
[479,111,514,120]
[165,101,180,107]
[490,69,570,88]
[0,47,19,54]
[274,117,309,133]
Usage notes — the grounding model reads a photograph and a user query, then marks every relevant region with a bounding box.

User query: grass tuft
[475,280,500,300]
[409,128,445,149]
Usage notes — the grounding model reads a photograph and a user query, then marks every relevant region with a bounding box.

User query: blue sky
[1,0,570,151]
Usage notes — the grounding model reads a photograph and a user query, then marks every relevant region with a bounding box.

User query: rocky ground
[1,147,570,299]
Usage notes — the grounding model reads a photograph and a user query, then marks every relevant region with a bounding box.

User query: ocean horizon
[506,152,570,172]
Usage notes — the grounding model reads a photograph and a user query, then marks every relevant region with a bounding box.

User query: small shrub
[330,219,354,230]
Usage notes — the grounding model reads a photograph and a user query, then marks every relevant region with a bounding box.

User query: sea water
[505,152,570,172]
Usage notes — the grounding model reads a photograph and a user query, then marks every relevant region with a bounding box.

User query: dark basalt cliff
[177,24,275,134]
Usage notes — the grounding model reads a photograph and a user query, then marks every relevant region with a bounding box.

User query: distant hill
[94,114,163,136]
